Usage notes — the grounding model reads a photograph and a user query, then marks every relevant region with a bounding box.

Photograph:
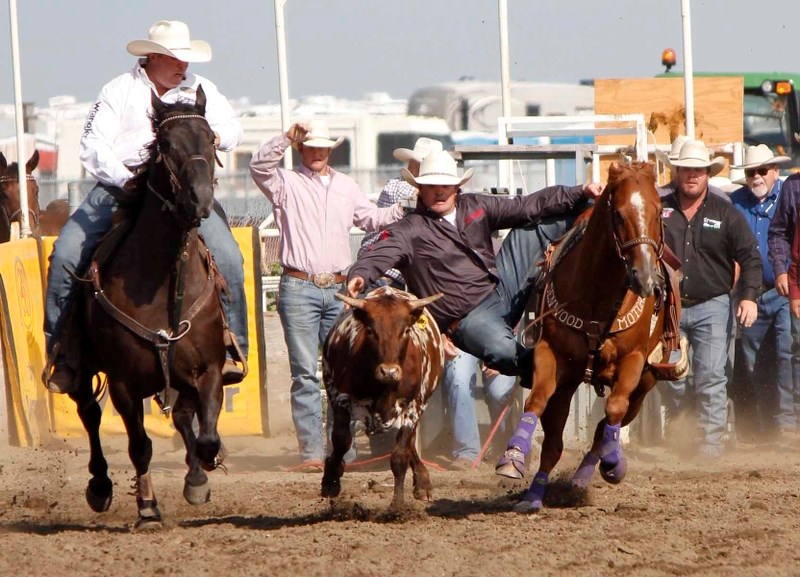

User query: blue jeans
[740,289,794,430]
[660,294,731,450]
[452,218,570,387]
[277,274,346,462]
[44,183,249,358]
[790,313,800,429]
[442,350,516,460]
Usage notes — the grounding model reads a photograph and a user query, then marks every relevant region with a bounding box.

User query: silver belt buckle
[312,271,335,288]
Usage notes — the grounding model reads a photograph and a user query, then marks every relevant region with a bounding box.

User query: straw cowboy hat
[401,150,474,187]
[127,20,212,63]
[731,144,791,170]
[655,134,690,165]
[669,139,727,177]
[393,137,444,163]
[295,119,344,149]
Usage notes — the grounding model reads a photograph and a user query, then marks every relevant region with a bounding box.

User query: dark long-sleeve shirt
[348,185,587,329]
[662,189,762,303]
[767,173,800,277]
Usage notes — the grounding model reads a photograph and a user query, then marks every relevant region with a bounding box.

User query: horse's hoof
[85,480,113,512]
[571,453,600,489]
[512,498,542,514]
[495,448,525,479]
[321,479,341,498]
[599,453,627,485]
[413,488,433,502]
[183,481,211,505]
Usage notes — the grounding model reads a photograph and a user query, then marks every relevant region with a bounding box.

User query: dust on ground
[2,431,800,577]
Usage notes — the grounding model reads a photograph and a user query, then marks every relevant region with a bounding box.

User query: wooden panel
[594,77,743,180]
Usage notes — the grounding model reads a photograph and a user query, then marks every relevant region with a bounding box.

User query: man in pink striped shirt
[250,120,403,469]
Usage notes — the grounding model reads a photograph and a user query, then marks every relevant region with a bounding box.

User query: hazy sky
[1,0,797,107]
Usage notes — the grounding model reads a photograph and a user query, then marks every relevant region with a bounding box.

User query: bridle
[0,173,39,231]
[146,113,214,222]
[606,184,664,263]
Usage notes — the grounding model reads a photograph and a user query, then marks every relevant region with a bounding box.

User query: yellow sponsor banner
[18,227,267,443]
[0,238,53,447]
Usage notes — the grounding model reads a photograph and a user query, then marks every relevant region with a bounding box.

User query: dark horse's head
[0,150,40,241]
[604,162,663,297]
[131,85,216,228]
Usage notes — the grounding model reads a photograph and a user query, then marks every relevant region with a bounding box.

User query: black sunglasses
[745,166,772,178]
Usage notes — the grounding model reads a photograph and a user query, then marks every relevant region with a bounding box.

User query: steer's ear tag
[415,315,429,331]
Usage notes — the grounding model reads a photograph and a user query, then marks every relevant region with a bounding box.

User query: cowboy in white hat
[729,144,795,438]
[659,138,763,458]
[43,20,248,393]
[249,121,405,470]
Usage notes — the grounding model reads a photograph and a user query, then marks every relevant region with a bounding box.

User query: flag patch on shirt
[702,217,722,229]
[464,208,485,225]
[368,230,391,250]
[661,208,675,219]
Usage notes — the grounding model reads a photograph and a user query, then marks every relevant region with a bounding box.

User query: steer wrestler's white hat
[393,137,444,163]
[127,20,212,63]
[730,144,791,170]
[401,150,474,187]
[295,119,344,149]
[668,139,727,177]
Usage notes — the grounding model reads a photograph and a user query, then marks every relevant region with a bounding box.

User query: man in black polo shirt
[660,140,763,458]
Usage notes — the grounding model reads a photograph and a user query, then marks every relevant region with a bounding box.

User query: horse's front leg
[496,342,559,479]
[111,382,161,530]
[172,390,211,505]
[69,371,113,512]
[194,372,224,473]
[573,354,646,487]
[514,382,576,513]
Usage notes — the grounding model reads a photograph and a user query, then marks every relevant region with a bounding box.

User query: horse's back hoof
[183,481,211,505]
[512,498,542,514]
[495,448,525,479]
[85,479,113,512]
[599,455,628,485]
[321,479,341,498]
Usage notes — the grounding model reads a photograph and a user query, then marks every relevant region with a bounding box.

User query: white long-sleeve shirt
[79,63,243,188]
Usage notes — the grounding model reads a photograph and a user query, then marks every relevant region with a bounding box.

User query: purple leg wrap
[571,453,600,488]
[521,471,549,510]
[598,423,627,484]
[507,412,538,455]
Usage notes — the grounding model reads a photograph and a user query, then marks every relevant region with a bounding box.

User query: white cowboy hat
[730,144,792,170]
[296,119,344,149]
[127,20,212,63]
[401,150,474,187]
[669,139,727,177]
[655,134,690,165]
[393,137,444,163]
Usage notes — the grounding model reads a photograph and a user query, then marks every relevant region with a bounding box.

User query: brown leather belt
[283,268,346,289]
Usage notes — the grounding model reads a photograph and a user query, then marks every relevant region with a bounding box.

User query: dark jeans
[451,217,571,388]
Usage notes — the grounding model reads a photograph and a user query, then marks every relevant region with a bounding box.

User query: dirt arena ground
[2,433,800,577]
[3,314,800,576]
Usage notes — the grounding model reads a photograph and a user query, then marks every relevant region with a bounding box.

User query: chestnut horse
[0,150,69,241]
[66,87,227,529]
[496,162,680,512]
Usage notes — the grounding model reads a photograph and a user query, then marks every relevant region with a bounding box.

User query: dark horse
[67,87,227,529]
[0,150,69,241]
[496,162,684,512]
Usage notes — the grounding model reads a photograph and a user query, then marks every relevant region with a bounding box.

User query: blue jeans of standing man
[44,183,249,358]
[660,294,732,455]
[740,289,794,430]
[452,217,570,388]
[442,350,516,461]
[789,314,800,430]
[277,274,346,462]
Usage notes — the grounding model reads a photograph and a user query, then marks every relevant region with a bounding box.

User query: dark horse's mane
[125,100,203,194]
[606,161,657,189]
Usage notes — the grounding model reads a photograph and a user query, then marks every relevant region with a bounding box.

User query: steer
[321,286,445,508]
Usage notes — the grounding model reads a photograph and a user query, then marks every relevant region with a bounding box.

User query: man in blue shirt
[730,145,794,439]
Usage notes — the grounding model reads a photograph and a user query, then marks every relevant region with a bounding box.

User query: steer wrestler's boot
[42,344,78,394]
[221,329,247,385]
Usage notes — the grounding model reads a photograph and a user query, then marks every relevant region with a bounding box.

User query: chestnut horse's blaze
[496,162,685,512]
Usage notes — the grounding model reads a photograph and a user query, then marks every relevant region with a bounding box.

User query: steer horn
[335,292,366,309]
[408,293,444,310]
